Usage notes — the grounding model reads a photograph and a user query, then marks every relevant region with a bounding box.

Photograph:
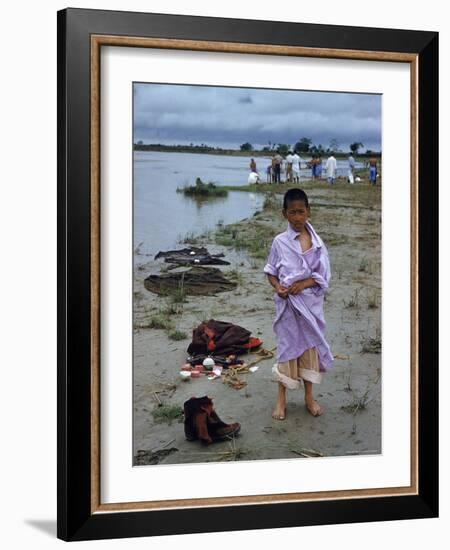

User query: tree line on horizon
[134,138,380,156]
[239,138,376,155]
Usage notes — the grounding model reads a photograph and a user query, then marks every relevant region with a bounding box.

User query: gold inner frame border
[89,35,419,514]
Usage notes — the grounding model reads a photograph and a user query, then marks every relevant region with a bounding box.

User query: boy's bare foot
[272,383,286,420]
[272,405,286,420]
[305,398,323,417]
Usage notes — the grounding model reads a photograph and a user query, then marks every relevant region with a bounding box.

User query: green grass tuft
[151,404,184,424]
[168,329,188,341]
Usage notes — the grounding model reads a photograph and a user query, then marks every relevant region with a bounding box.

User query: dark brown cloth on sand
[144,267,236,296]
[187,319,252,356]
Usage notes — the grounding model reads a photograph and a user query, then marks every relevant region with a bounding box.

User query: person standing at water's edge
[248,157,260,184]
[316,154,323,179]
[325,152,337,184]
[271,155,277,183]
[368,156,378,184]
[273,152,283,183]
[310,154,317,179]
[285,151,294,183]
[266,163,272,183]
[292,151,301,183]
[264,188,334,419]
[347,153,355,184]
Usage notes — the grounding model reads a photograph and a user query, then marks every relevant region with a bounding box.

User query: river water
[133,151,360,257]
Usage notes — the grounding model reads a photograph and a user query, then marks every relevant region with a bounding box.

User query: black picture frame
[57,7,438,542]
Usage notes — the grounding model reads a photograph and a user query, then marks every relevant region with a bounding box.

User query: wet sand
[133,176,382,465]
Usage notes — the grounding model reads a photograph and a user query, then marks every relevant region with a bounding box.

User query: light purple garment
[263,222,334,372]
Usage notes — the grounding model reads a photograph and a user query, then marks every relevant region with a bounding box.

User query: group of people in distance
[248,151,378,185]
[269,151,302,184]
[248,151,301,184]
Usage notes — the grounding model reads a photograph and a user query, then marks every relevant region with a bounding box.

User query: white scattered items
[248,171,260,184]
[355,176,361,182]
[194,259,200,263]
[190,251,196,255]
[212,366,223,377]
[249,366,259,373]
[179,371,191,380]
[202,357,215,367]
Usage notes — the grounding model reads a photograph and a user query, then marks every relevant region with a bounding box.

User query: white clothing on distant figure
[292,153,301,174]
[325,155,337,178]
[248,171,260,184]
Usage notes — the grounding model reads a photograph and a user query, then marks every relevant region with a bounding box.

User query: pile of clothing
[187,319,262,357]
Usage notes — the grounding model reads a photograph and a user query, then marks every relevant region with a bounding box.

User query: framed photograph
[57,8,438,541]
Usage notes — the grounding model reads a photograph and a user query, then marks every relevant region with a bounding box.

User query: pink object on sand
[193,365,205,372]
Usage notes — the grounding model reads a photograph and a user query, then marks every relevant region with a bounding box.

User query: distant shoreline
[134,145,272,157]
[134,145,381,160]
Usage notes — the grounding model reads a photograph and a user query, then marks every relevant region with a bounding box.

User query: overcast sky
[134,83,381,152]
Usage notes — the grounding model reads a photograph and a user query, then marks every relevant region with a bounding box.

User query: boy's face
[283,200,310,232]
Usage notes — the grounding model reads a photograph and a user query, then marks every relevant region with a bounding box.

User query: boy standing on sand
[264,188,334,419]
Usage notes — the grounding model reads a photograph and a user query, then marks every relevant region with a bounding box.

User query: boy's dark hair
[283,188,309,210]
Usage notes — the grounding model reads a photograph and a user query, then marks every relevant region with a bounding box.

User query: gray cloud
[134,83,381,151]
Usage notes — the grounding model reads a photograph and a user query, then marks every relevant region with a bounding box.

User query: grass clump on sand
[358,257,369,272]
[151,404,184,425]
[168,329,188,341]
[168,286,187,304]
[159,278,188,306]
[344,289,360,309]
[226,268,244,286]
[162,302,184,316]
[341,388,372,414]
[367,290,379,309]
[215,218,276,260]
[262,191,281,211]
[146,314,174,330]
[178,177,228,198]
[361,336,382,354]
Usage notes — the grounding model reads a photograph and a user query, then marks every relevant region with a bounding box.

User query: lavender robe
[263,222,334,372]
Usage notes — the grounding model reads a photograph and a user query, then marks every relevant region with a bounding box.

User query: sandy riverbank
[133,175,382,465]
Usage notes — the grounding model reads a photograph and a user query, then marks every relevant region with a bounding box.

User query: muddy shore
[133,175,382,465]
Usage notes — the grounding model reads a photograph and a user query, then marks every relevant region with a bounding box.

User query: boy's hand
[276,284,289,299]
[288,280,305,295]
